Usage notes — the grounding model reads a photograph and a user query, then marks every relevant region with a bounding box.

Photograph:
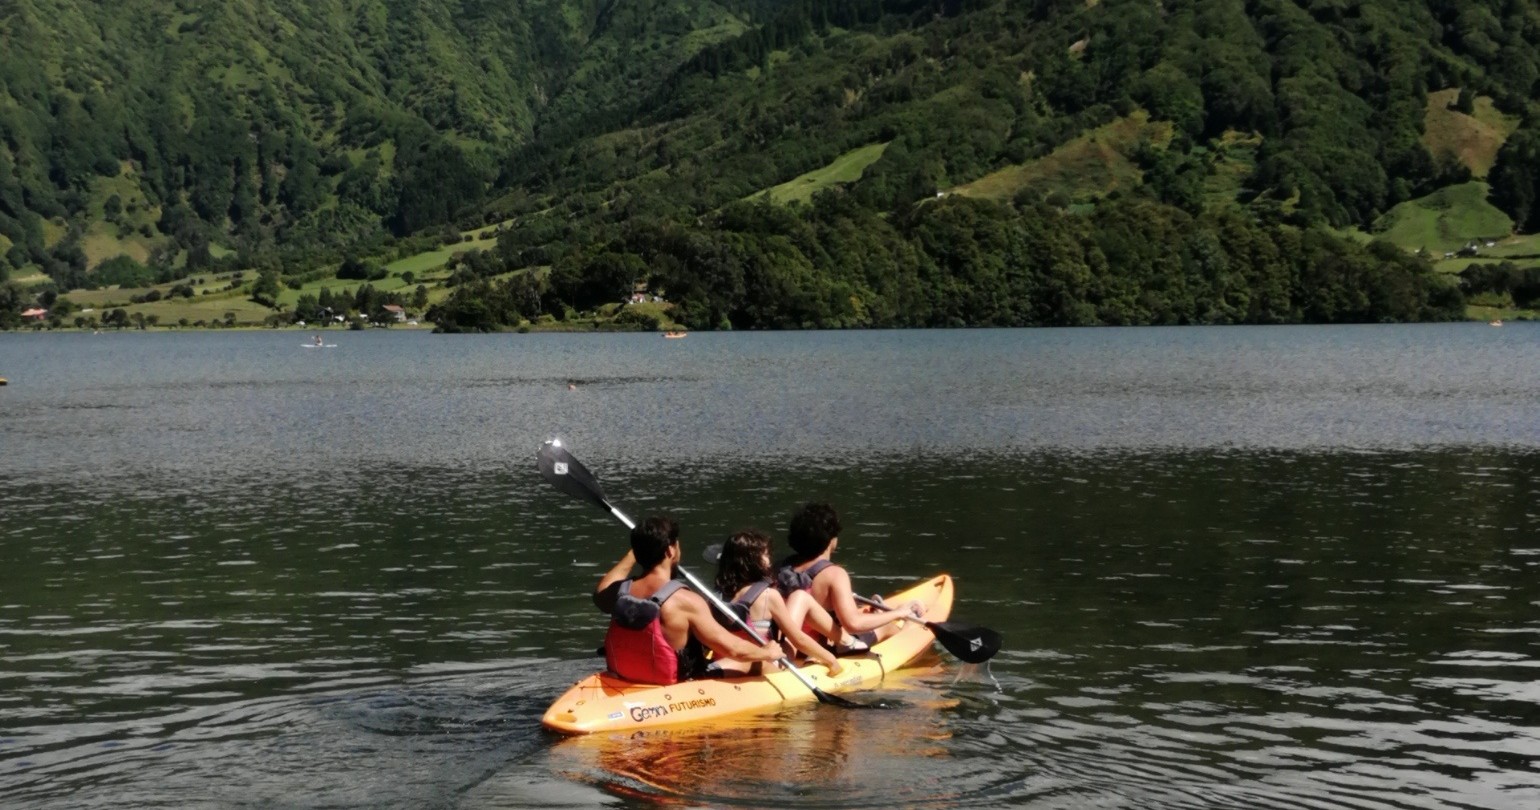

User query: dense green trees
[2,0,1532,329]
[426,191,1462,331]
[1489,125,1540,233]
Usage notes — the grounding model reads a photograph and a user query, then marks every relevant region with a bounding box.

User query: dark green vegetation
[4,0,1540,331]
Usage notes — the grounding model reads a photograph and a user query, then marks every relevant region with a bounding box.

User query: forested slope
[0,0,757,288]
[4,0,1540,330]
[432,0,1540,329]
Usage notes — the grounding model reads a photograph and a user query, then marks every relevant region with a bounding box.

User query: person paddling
[776,502,924,650]
[594,515,779,685]
[713,530,846,677]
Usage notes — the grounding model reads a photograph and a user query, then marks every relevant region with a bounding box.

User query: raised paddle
[536,439,877,710]
[703,543,1003,665]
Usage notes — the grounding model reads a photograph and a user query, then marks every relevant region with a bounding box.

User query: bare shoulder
[668,588,710,616]
[823,564,853,590]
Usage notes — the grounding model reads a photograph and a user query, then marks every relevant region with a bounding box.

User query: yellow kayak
[541,574,954,734]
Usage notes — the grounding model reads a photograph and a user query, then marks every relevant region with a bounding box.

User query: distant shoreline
[3,316,1534,336]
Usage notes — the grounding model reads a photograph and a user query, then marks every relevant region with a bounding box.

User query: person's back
[595,516,779,685]
[605,578,697,684]
[776,502,924,645]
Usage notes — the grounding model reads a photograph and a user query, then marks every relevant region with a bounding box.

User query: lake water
[1,325,1538,808]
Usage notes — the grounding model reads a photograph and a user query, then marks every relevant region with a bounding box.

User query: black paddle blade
[928,622,1002,664]
[814,688,900,709]
[537,440,608,509]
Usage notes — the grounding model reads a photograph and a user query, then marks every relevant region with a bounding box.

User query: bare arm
[592,550,635,613]
[676,593,780,662]
[823,567,921,634]
[764,590,842,674]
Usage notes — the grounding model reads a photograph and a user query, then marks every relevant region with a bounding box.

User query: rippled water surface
[2,325,1538,808]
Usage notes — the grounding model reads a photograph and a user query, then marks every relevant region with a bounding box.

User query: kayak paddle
[853,594,1001,664]
[704,543,1003,665]
[536,439,877,710]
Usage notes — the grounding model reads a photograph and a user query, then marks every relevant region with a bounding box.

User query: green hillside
[1369,182,1514,254]
[7,0,1540,330]
[0,0,757,287]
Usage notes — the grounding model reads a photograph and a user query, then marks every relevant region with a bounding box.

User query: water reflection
[545,670,978,808]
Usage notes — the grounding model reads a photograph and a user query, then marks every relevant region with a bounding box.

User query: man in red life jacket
[594,515,780,685]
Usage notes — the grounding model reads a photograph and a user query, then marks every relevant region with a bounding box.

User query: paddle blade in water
[815,689,900,709]
[929,622,1001,664]
[537,440,608,509]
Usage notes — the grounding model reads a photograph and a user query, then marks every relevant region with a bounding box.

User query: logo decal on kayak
[554,462,568,475]
[628,697,717,723]
[630,705,668,722]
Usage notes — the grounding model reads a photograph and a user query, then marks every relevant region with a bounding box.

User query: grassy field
[1423,89,1519,179]
[45,222,535,327]
[382,233,499,275]
[752,142,890,205]
[950,110,1171,202]
[1367,182,1512,254]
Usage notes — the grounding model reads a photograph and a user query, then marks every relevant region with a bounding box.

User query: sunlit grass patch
[753,142,890,205]
[951,111,1169,202]
[1423,89,1520,179]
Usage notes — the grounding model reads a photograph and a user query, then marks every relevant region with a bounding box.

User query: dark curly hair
[715,530,772,598]
[787,502,841,559]
[630,515,679,569]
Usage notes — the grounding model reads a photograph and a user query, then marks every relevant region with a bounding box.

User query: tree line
[429,192,1463,331]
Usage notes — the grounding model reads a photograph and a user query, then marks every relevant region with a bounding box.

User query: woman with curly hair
[713,529,853,676]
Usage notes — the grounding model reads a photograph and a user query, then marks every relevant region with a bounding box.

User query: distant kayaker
[594,516,779,685]
[776,502,925,649]
[713,530,847,676]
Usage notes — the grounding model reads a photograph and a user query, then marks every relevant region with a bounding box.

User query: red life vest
[605,580,687,685]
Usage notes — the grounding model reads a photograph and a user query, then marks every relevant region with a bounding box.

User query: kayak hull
[541,574,954,734]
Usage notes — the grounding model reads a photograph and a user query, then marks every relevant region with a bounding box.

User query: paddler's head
[716,529,773,595]
[788,502,840,560]
[631,515,681,572]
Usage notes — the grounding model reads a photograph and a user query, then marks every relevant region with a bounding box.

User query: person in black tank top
[780,503,926,647]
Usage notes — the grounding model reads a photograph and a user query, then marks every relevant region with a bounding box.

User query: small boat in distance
[662,331,688,339]
[1489,319,1503,326]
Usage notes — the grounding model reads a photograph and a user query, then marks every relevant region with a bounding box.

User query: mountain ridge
[4,0,1540,329]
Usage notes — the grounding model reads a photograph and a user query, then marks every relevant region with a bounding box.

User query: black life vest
[774,557,833,596]
[720,579,776,640]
